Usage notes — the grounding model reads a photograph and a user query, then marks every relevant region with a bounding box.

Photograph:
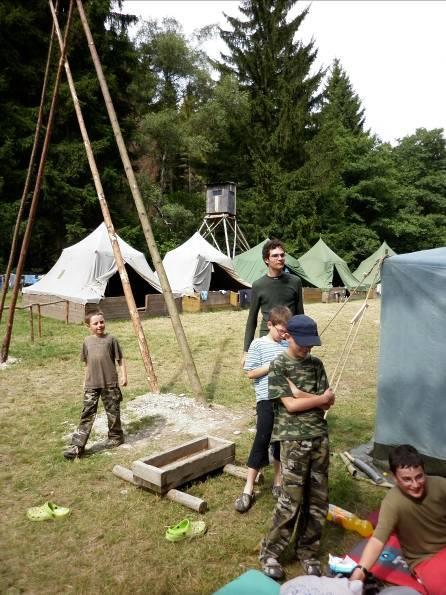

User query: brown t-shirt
[373,476,446,569]
[81,334,123,389]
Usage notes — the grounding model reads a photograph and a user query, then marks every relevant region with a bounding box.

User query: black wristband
[353,564,369,576]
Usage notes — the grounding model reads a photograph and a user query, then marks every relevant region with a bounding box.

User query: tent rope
[323,260,383,416]
[320,255,386,337]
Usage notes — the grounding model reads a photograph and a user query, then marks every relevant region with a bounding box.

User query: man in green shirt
[350,444,446,594]
[242,239,304,359]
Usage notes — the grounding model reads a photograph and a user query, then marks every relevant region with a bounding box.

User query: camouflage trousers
[71,387,123,448]
[260,435,329,563]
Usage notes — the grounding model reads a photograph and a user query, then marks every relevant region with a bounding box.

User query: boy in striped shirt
[235,306,292,513]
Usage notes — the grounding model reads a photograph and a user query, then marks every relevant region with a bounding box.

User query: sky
[121,1,446,145]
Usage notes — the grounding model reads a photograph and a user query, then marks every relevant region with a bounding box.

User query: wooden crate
[303,287,323,303]
[182,295,201,312]
[229,291,239,308]
[132,435,235,494]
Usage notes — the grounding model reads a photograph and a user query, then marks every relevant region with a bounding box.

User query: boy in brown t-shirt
[63,311,127,460]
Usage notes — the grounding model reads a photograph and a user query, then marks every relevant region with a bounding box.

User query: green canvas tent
[298,238,361,289]
[233,239,312,285]
[373,247,446,476]
[353,241,396,287]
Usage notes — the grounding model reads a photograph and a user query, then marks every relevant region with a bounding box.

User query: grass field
[0,298,387,594]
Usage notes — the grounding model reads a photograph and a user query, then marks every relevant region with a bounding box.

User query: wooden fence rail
[3,300,69,342]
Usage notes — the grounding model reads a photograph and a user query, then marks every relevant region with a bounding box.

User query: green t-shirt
[81,333,123,389]
[268,351,329,441]
[373,475,446,569]
[243,273,304,351]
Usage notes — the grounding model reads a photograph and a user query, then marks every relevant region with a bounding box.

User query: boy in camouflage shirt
[259,314,335,581]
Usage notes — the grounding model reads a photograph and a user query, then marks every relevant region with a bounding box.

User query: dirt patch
[63,392,254,453]
[0,357,20,370]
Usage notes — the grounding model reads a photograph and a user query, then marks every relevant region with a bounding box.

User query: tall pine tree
[216,0,324,239]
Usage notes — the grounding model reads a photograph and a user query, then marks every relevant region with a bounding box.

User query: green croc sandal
[26,502,55,521]
[186,520,206,539]
[165,519,207,542]
[26,502,70,521]
[47,502,70,519]
[165,519,190,541]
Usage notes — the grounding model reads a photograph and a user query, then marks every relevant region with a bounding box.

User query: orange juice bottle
[327,504,373,537]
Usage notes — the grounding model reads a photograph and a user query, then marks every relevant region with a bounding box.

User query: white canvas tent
[160,232,251,295]
[22,224,166,321]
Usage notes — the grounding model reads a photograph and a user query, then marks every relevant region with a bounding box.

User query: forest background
[1,0,446,274]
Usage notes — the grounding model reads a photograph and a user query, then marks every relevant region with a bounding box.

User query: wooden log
[112,465,208,513]
[113,464,138,485]
[223,464,264,484]
[166,489,208,513]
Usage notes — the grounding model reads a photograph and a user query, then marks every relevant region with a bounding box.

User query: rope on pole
[75,0,204,400]
[48,0,159,393]
[0,1,73,364]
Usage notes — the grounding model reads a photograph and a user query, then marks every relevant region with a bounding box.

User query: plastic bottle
[327,504,373,537]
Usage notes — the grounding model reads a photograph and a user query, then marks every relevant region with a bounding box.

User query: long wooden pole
[75,0,204,401]
[0,2,73,364]
[48,0,159,393]
[0,5,58,325]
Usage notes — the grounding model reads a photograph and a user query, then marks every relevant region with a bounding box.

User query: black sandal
[234,492,255,513]
[261,557,284,581]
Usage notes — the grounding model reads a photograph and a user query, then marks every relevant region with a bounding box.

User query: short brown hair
[262,238,284,261]
[85,310,104,325]
[268,306,292,326]
[389,444,424,473]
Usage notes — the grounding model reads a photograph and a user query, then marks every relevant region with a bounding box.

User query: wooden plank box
[132,435,235,494]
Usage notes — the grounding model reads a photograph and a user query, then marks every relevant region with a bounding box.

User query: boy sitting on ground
[63,311,127,460]
[259,314,335,580]
[235,306,292,513]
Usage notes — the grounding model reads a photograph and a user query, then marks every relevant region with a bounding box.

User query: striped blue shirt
[244,337,288,402]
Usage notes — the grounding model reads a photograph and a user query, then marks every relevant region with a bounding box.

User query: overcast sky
[121,1,446,144]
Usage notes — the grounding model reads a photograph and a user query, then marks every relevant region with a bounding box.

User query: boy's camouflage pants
[71,387,123,447]
[260,435,329,563]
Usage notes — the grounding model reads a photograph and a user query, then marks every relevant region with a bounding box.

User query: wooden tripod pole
[0,1,73,364]
[48,0,159,393]
[75,0,204,401]
[0,6,58,325]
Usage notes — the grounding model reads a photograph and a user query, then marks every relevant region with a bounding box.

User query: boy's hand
[320,388,335,410]
[121,376,128,387]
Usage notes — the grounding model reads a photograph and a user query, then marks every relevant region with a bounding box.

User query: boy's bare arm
[287,379,334,410]
[280,388,335,413]
[118,358,128,387]
[246,362,270,379]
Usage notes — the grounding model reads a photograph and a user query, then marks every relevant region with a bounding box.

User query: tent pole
[47,0,159,393]
[0,4,57,325]
[0,1,73,364]
[75,0,204,400]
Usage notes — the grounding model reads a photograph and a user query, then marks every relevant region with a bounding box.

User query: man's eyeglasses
[269,253,285,259]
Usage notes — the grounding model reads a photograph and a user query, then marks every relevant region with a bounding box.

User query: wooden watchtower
[198,182,250,259]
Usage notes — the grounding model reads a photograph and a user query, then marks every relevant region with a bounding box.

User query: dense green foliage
[0,0,445,273]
